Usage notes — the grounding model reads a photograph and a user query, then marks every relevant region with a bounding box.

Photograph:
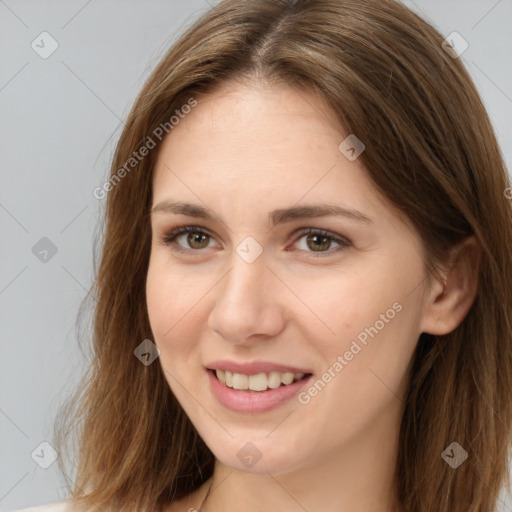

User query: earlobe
[419,236,481,336]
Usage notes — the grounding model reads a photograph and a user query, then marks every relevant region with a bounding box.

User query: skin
[147,79,480,512]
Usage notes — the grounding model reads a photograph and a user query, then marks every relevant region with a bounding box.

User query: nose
[207,252,286,345]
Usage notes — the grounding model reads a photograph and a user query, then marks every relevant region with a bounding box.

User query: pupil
[189,233,208,248]
[309,234,329,251]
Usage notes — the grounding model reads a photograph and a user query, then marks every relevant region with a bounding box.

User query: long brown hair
[55,0,512,510]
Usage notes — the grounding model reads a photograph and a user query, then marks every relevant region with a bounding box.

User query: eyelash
[159,224,351,258]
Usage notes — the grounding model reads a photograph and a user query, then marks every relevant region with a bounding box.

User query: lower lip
[207,369,313,413]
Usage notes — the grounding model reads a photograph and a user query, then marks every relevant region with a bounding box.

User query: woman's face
[146,81,432,475]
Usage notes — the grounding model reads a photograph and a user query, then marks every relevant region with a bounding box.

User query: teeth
[217,370,226,384]
[232,373,248,390]
[267,371,282,389]
[215,369,307,392]
[249,373,268,391]
[280,372,295,385]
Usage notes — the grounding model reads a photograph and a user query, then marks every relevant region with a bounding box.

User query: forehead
[150,82,401,230]
[171,81,343,145]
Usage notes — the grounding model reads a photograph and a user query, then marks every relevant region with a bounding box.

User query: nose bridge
[219,251,268,313]
[208,249,284,342]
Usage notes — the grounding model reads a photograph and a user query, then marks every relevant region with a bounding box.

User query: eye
[160,225,218,253]
[159,225,351,258]
[290,228,351,258]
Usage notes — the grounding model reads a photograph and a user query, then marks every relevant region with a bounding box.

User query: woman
[20,0,512,511]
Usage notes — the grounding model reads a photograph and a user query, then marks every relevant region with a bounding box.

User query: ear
[419,236,481,336]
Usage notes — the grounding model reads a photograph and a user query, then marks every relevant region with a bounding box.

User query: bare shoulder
[14,500,72,512]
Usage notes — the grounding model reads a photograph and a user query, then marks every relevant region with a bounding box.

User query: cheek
[146,257,202,365]
[146,272,201,409]
[294,254,423,386]
[287,263,403,347]
[303,266,421,412]
[291,287,419,449]
[147,254,202,335]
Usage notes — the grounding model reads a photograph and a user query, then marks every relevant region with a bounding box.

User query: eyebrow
[151,200,373,227]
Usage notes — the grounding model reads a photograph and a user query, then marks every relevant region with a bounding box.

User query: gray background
[1,0,511,510]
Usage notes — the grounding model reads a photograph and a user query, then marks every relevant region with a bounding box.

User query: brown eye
[162,225,351,258]
[162,226,217,253]
[186,232,210,249]
[305,233,332,252]
[292,228,350,257]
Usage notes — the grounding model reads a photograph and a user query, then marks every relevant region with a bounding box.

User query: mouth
[206,367,313,413]
[208,368,313,393]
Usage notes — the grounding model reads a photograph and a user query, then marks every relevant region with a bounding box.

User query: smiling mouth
[208,368,312,393]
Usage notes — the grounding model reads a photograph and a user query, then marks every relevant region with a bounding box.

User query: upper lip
[206,360,313,375]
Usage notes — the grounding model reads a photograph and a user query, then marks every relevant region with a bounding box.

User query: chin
[206,433,307,475]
